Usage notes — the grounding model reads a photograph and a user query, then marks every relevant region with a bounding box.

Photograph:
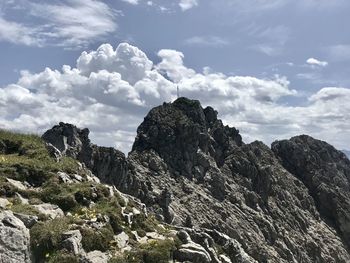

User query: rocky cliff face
[39,98,350,263]
[42,122,128,188]
[272,135,350,248]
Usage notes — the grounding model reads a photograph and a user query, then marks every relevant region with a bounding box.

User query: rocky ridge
[1,97,350,262]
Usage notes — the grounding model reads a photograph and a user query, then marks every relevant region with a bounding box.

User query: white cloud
[246,25,290,56]
[156,49,196,83]
[306,58,328,67]
[0,16,41,46]
[0,0,118,48]
[179,0,198,11]
[184,36,229,47]
[0,43,349,153]
[77,43,153,85]
[121,0,139,5]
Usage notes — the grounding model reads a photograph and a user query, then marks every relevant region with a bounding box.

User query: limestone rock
[6,178,27,191]
[33,203,64,219]
[57,171,73,184]
[42,122,128,187]
[114,232,129,249]
[272,135,350,247]
[0,198,10,209]
[13,213,38,228]
[82,250,108,263]
[61,230,84,255]
[125,98,350,262]
[0,210,31,263]
[174,241,212,263]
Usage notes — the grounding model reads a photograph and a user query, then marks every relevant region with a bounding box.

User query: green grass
[80,224,115,252]
[0,130,78,186]
[110,239,180,263]
[47,251,80,263]
[1,129,179,263]
[30,217,73,261]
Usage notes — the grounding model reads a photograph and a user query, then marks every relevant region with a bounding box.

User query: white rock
[132,207,141,216]
[0,210,31,263]
[219,254,232,263]
[146,232,166,240]
[175,241,212,263]
[0,198,10,209]
[72,174,83,182]
[57,171,73,184]
[33,203,64,219]
[6,178,27,191]
[114,232,129,249]
[82,250,109,263]
[15,193,29,205]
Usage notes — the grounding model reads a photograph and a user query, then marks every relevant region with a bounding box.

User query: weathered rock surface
[39,97,350,262]
[272,135,350,248]
[0,210,31,263]
[82,250,109,263]
[61,230,84,256]
[123,98,350,262]
[42,122,128,187]
[33,203,64,219]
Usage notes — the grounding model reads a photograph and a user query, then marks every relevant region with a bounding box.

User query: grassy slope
[0,129,179,263]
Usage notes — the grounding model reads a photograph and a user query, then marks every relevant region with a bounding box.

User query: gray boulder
[33,203,64,219]
[0,210,31,263]
[174,242,212,263]
[82,250,108,263]
[61,230,84,255]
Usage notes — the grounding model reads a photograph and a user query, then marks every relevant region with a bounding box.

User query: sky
[0,0,349,154]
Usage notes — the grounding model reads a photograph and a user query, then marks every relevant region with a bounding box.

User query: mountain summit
[1,97,349,262]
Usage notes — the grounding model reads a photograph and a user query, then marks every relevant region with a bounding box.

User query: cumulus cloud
[77,43,153,85]
[0,43,349,153]
[306,58,328,67]
[179,0,198,11]
[156,49,196,83]
[0,0,118,48]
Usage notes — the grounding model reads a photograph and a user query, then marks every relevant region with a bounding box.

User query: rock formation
[42,122,128,187]
[37,97,350,262]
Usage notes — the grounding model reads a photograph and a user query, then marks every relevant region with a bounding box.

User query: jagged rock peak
[272,135,350,248]
[42,122,128,188]
[42,122,91,158]
[132,97,242,177]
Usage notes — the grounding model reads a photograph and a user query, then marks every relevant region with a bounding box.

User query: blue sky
[0,0,349,153]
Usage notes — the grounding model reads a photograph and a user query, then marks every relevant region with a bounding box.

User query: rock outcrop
[42,122,128,187]
[38,97,350,262]
[272,135,350,248]
[0,210,31,263]
[124,98,350,262]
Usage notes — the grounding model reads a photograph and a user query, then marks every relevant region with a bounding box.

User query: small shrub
[40,182,78,212]
[126,239,177,263]
[30,217,71,261]
[80,224,114,252]
[109,213,124,234]
[132,214,158,233]
[47,251,80,263]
